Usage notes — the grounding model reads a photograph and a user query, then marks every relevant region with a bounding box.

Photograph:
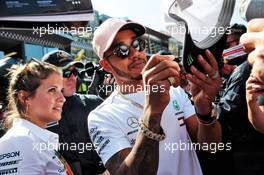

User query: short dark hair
[230,23,247,36]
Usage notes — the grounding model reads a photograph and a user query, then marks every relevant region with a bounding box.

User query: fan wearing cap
[88,18,222,175]
[42,50,84,97]
[42,50,107,175]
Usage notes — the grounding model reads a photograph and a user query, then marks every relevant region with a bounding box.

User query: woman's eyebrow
[47,85,59,89]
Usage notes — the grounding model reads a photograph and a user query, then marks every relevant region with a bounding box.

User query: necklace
[117,91,144,110]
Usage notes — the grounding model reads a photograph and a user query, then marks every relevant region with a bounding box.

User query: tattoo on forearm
[106,135,159,175]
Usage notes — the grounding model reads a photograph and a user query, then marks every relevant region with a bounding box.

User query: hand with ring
[186,49,222,114]
[167,76,176,86]
[141,54,181,114]
[209,71,219,80]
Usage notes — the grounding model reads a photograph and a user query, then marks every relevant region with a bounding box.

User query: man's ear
[99,59,112,73]
[17,90,30,105]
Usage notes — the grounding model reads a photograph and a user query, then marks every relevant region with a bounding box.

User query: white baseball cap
[92,18,146,59]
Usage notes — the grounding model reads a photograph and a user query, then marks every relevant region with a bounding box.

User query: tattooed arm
[105,111,161,175]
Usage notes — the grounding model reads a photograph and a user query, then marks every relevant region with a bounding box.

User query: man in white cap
[88,18,222,175]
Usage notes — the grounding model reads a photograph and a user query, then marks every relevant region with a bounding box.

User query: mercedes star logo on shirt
[127,117,139,128]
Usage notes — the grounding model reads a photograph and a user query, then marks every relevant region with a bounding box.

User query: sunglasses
[105,38,146,59]
[63,68,79,78]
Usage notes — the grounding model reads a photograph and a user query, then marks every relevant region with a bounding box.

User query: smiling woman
[0,60,74,175]
[4,60,65,129]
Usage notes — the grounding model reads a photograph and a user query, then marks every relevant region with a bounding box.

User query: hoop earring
[23,103,29,120]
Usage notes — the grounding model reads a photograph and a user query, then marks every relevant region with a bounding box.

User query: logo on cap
[57,51,70,62]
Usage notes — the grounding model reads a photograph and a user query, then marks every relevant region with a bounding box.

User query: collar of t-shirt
[113,90,144,99]
[112,90,144,106]
[12,118,59,149]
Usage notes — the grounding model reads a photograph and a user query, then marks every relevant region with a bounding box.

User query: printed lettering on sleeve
[0,151,21,175]
[89,126,110,156]
[0,151,20,161]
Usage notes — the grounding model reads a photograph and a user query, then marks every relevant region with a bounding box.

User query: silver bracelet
[138,120,166,141]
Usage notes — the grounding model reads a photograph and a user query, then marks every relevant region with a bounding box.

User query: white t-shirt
[0,119,69,175]
[88,87,203,175]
